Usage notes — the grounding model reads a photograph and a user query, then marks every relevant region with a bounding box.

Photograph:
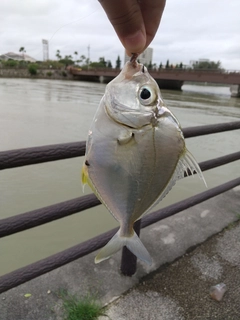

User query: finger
[139,0,166,50]
[99,0,146,55]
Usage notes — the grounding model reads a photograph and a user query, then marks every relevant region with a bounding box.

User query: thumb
[99,0,146,55]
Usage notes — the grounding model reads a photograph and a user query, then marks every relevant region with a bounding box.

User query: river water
[0,78,239,276]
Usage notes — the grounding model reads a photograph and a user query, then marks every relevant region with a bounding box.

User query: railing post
[120,219,141,276]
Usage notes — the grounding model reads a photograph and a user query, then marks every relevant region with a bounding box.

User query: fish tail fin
[95,229,152,265]
[125,231,152,265]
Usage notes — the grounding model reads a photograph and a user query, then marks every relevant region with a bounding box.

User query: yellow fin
[81,162,95,193]
[81,164,88,185]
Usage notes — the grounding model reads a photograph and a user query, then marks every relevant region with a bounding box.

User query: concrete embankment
[0,187,239,320]
[0,68,74,80]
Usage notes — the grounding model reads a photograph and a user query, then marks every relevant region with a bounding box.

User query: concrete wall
[230,84,240,97]
[0,68,74,80]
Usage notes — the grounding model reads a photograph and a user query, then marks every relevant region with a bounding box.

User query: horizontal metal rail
[0,177,239,294]
[0,151,239,238]
[0,121,239,292]
[182,121,240,138]
[0,194,100,238]
[0,121,240,170]
[0,141,85,170]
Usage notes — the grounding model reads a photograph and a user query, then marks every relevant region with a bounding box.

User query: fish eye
[139,86,156,106]
[140,88,151,100]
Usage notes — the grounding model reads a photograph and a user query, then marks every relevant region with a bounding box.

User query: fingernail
[123,30,146,53]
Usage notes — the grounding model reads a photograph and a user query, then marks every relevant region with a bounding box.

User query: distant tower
[87,44,90,66]
[42,39,49,61]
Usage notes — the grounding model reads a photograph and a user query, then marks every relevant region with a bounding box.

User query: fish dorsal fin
[145,149,207,214]
[180,150,207,188]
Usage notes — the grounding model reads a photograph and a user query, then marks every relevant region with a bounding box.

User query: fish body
[82,61,206,265]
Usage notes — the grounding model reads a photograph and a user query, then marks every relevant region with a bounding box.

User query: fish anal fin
[95,229,152,265]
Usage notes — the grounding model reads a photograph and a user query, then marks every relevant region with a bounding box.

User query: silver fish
[82,59,206,265]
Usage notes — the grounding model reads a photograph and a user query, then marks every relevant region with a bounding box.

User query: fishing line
[38,8,99,59]
[48,9,99,43]
[4,4,99,61]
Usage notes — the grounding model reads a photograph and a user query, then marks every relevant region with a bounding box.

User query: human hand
[99,0,166,56]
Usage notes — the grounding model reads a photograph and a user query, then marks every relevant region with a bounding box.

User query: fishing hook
[130,53,139,68]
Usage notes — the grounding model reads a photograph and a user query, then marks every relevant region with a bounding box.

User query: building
[0,52,36,62]
[124,47,153,65]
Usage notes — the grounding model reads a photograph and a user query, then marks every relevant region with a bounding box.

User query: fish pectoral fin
[95,229,152,265]
[117,130,133,145]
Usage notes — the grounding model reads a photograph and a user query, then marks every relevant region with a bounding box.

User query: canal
[0,78,239,275]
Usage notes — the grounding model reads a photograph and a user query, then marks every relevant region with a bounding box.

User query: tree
[99,57,107,67]
[19,47,25,53]
[74,51,78,62]
[59,55,74,66]
[115,55,121,69]
[192,60,222,70]
[179,62,183,69]
[85,58,90,66]
[159,62,163,70]
[4,60,18,67]
[147,61,153,70]
[79,55,86,62]
[78,55,86,66]
[28,63,38,75]
[88,57,107,69]
[107,60,112,68]
[56,50,62,60]
[165,60,169,69]
[19,47,26,60]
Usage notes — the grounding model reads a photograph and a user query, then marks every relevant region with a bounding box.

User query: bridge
[68,67,240,97]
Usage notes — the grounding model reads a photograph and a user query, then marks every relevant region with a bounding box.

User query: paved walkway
[0,188,239,320]
[101,220,240,320]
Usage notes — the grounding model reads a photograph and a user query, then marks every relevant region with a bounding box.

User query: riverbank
[0,187,239,320]
[0,68,74,80]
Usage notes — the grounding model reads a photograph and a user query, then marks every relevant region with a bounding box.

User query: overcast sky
[1,0,239,70]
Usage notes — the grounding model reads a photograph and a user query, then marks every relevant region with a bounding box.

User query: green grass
[236,213,240,220]
[58,290,106,320]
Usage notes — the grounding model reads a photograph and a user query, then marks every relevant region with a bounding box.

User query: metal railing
[0,121,240,294]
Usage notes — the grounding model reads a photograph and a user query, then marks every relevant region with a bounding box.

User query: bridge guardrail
[0,121,240,293]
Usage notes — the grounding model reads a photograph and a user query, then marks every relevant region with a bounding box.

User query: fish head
[104,61,168,129]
